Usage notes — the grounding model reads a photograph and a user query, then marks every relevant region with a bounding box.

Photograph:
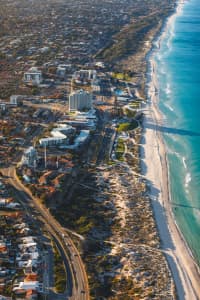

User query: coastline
[142,1,200,299]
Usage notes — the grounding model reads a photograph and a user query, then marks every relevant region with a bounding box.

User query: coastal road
[1,166,89,300]
[96,127,115,165]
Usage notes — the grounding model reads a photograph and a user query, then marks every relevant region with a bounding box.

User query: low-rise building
[74,69,97,82]
[76,109,96,120]
[13,281,41,292]
[0,103,6,111]
[56,64,69,77]
[39,124,75,147]
[64,119,96,130]
[23,67,42,85]
[21,147,37,167]
[39,137,64,147]
[10,95,23,106]
[91,79,100,93]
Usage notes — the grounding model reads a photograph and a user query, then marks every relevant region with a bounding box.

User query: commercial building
[69,90,92,112]
[23,67,42,85]
[39,124,75,147]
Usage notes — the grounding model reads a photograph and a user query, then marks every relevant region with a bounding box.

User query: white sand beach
[142,54,200,299]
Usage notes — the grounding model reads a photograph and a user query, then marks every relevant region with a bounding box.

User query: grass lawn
[117,120,138,132]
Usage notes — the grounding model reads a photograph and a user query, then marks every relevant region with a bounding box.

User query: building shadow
[149,183,175,250]
[145,122,200,137]
[172,202,200,211]
[140,157,147,175]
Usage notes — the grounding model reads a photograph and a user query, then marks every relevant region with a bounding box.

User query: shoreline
[142,1,200,299]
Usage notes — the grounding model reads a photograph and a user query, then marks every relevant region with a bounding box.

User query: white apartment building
[10,95,23,106]
[21,147,37,167]
[39,124,75,147]
[23,67,42,85]
[91,79,100,93]
[57,65,66,77]
[74,69,97,81]
[69,90,92,112]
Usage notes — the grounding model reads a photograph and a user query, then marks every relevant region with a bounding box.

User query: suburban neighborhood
[0,0,178,299]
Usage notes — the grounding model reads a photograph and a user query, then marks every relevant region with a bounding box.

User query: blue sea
[153,0,200,265]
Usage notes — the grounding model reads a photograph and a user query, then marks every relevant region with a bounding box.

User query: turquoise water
[153,0,200,264]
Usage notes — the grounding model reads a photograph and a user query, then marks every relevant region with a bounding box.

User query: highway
[1,166,89,300]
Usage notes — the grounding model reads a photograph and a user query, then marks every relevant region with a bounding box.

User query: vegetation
[97,9,172,65]
[112,72,132,81]
[124,108,137,118]
[52,240,67,293]
[117,120,138,132]
[51,169,115,298]
[115,138,125,161]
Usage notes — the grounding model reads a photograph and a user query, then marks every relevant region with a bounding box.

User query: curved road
[1,166,89,300]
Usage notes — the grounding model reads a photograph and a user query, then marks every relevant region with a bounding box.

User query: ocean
[152,0,200,265]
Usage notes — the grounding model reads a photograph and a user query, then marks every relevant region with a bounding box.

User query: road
[96,127,115,165]
[100,78,112,96]
[1,166,89,300]
[24,100,67,113]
